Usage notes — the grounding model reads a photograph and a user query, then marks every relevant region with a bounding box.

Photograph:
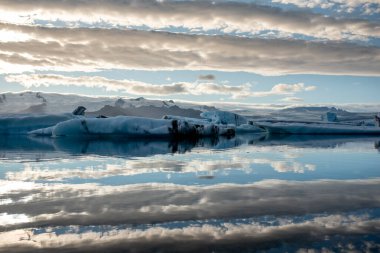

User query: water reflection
[260,134,380,149]
[0,135,258,161]
[1,134,380,252]
[1,179,380,230]
[0,212,379,253]
[1,134,379,161]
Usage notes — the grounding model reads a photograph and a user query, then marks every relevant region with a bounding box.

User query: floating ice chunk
[52,117,170,137]
[200,110,247,126]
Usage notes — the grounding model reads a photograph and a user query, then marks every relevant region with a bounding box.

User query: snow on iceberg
[198,111,264,133]
[162,115,209,124]
[30,116,235,138]
[257,121,380,135]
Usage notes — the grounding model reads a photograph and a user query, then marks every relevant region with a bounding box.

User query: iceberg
[162,115,209,124]
[257,121,380,135]
[29,116,235,138]
[164,115,264,134]
[321,111,338,122]
[0,114,76,135]
[376,113,380,127]
[236,123,265,133]
[200,110,248,126]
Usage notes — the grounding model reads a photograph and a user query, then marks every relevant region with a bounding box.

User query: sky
[0,0,379,105]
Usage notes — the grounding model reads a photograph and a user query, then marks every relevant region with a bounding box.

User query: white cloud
[5,74,251,98]
[251,83,316,97]
[5,74,316,99]
[271,0,380,15]
[280,97,304,102]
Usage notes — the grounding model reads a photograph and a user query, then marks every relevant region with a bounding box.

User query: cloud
[251,83,316,97]
[198,74,215,81]
[0,0,379,41]
[0,23,379,76]
[271,0,380,15]
[280,97,304,102]
[5,74,251,98]
[6,74,316,99]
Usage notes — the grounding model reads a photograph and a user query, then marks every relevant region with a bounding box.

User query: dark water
[1,134,380,252]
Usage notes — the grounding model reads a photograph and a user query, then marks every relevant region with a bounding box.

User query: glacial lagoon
[1,134,380,252]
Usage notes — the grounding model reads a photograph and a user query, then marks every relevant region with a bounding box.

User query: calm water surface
[1,134,380,252]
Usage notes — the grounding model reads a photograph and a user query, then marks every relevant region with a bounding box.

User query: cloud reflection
[0,214,379,253]
[1,179,380,231]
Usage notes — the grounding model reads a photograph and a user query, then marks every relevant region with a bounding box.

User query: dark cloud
[271,0,380,15]
[0,0,379,40]
[198,74,215,81]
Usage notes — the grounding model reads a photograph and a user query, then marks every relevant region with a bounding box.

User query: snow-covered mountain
[0,92,214,116]
[0,92,111,115]
[0,92,377,123]
[276,106,375,122]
